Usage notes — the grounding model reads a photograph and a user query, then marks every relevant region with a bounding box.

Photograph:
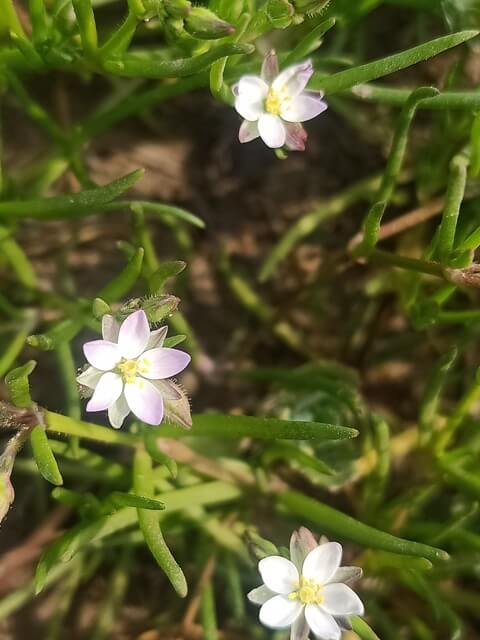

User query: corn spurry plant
[2,0,480,638]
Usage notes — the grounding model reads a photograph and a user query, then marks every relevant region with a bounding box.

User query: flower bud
[164,0,191,18]
[184,7,235,40]
[120,295,180,323]
[266,0,294,28]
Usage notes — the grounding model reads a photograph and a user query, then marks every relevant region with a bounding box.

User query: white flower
[233,50,327,151]
[248,528,364,640]
[77,310,191,429]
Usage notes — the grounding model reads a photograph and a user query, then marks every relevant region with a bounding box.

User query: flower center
[117,358,150,384]
[289,576,324,605]
[265,86,290,116]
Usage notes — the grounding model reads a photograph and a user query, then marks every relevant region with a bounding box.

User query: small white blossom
[77,310,191,429]
[248,528,364,640]
[233,50,327,150]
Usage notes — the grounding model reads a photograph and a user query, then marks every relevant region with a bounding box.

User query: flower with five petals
[233,50,327,150]
[77,310,191,429]
[248,528,364,639]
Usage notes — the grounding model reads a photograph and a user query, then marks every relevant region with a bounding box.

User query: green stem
[200,581,218,640]
[436,155,469,264]
[357,87,438,253]
[0,0,25,37]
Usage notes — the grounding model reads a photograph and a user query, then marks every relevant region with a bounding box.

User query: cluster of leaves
[2,1,480,639]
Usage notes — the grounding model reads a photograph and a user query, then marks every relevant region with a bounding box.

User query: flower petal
[272,60,313,97]
[281,94,328,123]
[258,556,299,594]
[258,114,286,148]
[322,583,364,617]
[235,96,264,122]
[304,604,340,640]
[124,378,164,425]
[261,49,279,83]
[108,393,131,429]
[290,527,318,572]
[290,611,310,640]
[77,366,103,389]
[247,584,276,605]
[285,123,307,151]
[117,310,151,359]
[102,314,120,342]
[86,372,123,412]
[146,326,168,350]
[259,595,303,629]
[233,75,268,101]
[239,119,260,143]
[83,340,120,371]
[139,347,191,379]
[302,542,342,584]
[330,566,363,586]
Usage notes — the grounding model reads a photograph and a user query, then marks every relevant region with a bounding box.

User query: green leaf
[30,426,63,486]
[4,360,36,407]
[0,170,143,220]
[280,491,449,563]
[351,617,381,640]
[159,413,358,440]
[103,43,254,79]
[27,318,84,351]
[312,30,479,94]
[106,491,165,511]
[163,334,187,348]
[144,430,178,478]
[284,17,336,64]
[149,260,187,294]
[35,480,240,592]
[98,248,144,303]
[133,449,187,597]
[121,201,204,228]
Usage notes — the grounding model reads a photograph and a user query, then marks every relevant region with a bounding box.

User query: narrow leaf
[0,170,143,220]
[159,414,358,441]
[313,30,479,94]
[280,491,449,563]
[30,426,63,486]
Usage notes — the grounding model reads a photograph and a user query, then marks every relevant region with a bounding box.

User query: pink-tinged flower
[77,310,191,429]
[233,50,327,151]
[248,528,364,640]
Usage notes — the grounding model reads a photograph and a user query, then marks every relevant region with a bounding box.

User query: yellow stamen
[117,358,151,384]
[289,576,324,605]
